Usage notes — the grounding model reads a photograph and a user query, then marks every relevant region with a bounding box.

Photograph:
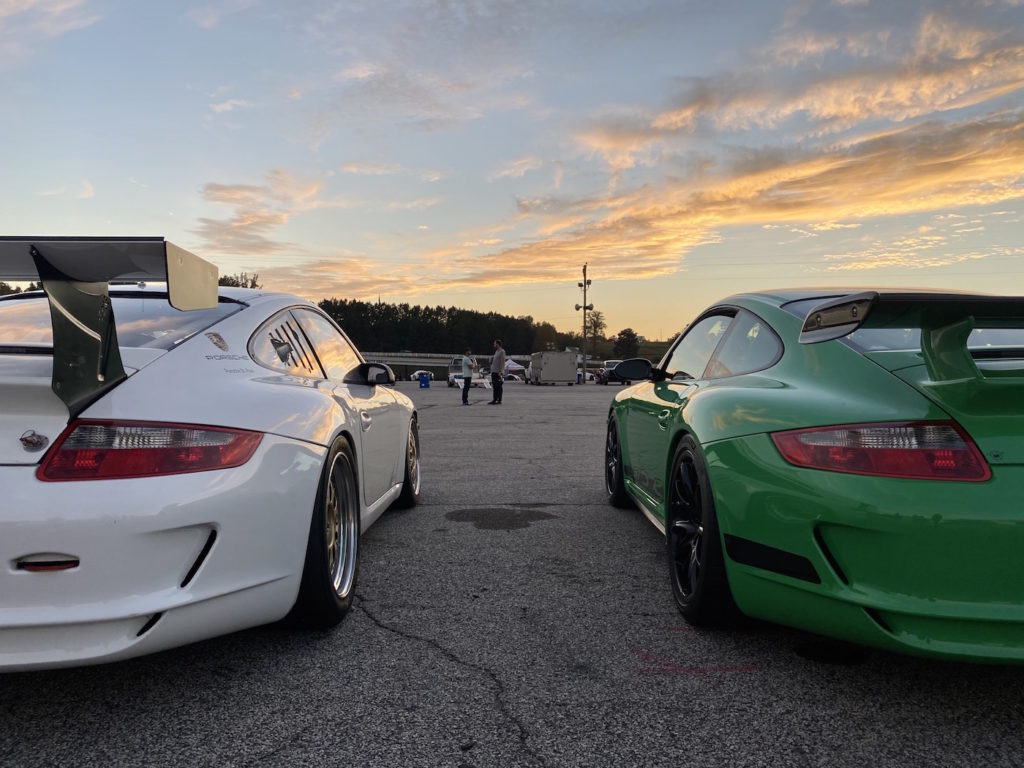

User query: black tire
[291,436,360,628]
[605,417,632,508]
[394,417,421,509]
[666,436,741,627]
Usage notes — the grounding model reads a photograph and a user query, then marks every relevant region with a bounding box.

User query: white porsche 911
[0,237,421,671]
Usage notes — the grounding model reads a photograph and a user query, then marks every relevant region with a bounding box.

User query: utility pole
[575,263,593,385]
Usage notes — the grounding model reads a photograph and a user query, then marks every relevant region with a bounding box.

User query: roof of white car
[102,283,317,308]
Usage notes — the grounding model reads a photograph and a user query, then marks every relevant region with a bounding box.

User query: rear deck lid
[0,350,69,465]
[792,292,1024,465]
[0,291,243,465]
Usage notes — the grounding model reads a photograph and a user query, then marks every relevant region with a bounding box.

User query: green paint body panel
[612,292,1024,662]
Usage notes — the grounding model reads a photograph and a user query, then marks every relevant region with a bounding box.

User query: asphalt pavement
[3,380,1024,767]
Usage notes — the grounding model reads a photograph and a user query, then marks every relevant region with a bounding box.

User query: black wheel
[666,436,740,627]
[291,436,360,628]
[394,417,421,509]
[605,417,632,508]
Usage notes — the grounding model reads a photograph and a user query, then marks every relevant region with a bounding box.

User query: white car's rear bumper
[0,434,326,671]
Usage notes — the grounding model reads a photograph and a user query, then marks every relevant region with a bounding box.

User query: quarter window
[250,311,322,377]
[705,310,782,378]
[662,313,733,380]
[292,309,361,381]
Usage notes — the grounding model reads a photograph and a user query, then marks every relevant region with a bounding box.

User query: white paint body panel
[0,288,416,671]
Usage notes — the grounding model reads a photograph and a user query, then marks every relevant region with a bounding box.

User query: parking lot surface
[3,380,1024,767]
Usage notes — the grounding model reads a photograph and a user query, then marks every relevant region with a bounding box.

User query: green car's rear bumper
[707,434,1024,662]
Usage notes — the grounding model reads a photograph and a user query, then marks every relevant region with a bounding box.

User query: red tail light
[37,420,263,481]
[771,421,991,482]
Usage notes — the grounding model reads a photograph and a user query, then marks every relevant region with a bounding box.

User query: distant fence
[363,351,532,368]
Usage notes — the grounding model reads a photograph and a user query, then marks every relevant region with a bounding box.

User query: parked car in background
[598,359,630,384]
[504,373,523,382]
[0,237,422,671]
[409,369,434,381]
[606,288,1024,662]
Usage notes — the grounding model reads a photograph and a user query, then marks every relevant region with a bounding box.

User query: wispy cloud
[194,170,355,254]
[188,0,256,30]
[824,241,983,272]
[811,221,861,231]
[316,63,488,133]
[341,162,405,176]
[385,197,439,211]
[580,12,1024,171]
[490,156,544,181]
[0,0,99,67]
[210,98,251,114]
[36,179,95,199]
[443,111,1024,288]
[256,256,422,301]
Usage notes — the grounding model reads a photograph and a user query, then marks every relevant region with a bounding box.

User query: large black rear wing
[799,291,1024,382]
[0,237,219,416]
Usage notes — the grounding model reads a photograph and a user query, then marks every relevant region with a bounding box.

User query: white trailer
[529,350,577,385]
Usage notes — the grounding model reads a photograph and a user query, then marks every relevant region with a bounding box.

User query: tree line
[221,273,654,358]
[316,298,653,359]
[317,298,570,355]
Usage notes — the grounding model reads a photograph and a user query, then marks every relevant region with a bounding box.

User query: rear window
[0,293,244,349]
[782,297,1024,353]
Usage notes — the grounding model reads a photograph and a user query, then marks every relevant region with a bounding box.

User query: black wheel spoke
[605,423,622,497]
[669,455,704,600]
[688,538,701,588]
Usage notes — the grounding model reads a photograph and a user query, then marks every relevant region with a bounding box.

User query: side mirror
[370,362,396,386]
[343,362,396,386]
[615,358,656,381]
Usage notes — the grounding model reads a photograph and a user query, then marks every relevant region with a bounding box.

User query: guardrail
[363,351,531,367]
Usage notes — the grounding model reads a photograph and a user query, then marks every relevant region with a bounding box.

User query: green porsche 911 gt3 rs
[606,289,1024,661]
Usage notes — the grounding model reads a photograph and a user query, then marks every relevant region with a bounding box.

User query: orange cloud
[230,109,1024,299]
[581,12,1024,170]
[195,170,355,254]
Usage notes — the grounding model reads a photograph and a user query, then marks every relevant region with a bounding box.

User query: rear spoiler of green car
[0,237,219,416]
[799,291,1024,382]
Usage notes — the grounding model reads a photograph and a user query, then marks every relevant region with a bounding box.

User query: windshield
[0,292,244,350]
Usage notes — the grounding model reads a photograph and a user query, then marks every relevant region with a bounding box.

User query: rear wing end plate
[0,237,218,311]
[0,237,219,417]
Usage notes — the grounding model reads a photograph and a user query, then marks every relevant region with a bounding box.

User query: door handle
[360,411,372,432]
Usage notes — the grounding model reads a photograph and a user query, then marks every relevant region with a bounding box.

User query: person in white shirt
[460,347,476,405]
[489,339,506,405]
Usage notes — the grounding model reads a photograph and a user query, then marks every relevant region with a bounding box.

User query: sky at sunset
[1,0,1023,342]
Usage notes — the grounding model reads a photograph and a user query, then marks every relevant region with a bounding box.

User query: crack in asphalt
[355,597,547,768]
[243,719,314,766]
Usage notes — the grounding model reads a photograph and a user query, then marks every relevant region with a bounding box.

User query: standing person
[489,339,506,405]
[460,347,476,405]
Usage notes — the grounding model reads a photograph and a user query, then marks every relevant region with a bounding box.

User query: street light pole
[576,263,593,385]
